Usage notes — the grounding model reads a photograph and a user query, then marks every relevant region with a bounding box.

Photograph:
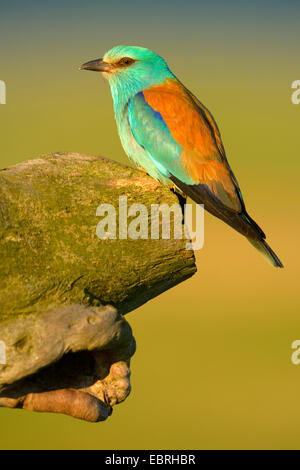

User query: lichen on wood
[0,152,196,320]
[0,152,196,421]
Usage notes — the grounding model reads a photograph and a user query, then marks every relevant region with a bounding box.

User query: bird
[80,45,283,268]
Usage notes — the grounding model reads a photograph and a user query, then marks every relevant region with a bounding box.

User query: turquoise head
[80,45,174,109]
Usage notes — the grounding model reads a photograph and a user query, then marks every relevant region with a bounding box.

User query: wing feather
[129,79,243,212]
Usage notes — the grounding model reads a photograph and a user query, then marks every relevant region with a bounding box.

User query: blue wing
[128,92,194,184]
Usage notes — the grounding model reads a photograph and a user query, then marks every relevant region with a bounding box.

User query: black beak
[79,58,111,72]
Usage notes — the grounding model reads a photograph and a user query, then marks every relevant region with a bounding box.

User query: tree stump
[0,152,196,421]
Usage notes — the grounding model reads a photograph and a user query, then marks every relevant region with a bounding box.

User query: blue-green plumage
[80,45,283,267]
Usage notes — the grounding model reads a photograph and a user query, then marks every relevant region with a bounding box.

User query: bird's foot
[170,186,187,221]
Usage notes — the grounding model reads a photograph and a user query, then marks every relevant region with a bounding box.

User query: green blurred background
[0,0,299,449]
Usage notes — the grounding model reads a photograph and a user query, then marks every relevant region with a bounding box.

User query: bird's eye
[118,57,135,66]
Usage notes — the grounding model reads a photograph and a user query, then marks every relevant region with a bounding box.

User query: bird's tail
[169,174,283,267]
[247,237,284,268]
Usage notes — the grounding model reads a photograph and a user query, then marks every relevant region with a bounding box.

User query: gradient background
[0,0,299,449]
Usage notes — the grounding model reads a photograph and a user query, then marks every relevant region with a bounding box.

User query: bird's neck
[109,71,175,114]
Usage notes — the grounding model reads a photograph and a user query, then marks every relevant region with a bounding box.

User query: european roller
[80,45,283,268]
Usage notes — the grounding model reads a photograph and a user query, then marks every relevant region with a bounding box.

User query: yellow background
[0,0,299,449]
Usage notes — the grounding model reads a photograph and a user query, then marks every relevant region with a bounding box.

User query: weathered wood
[0,152,196,320]
[0,304,135,422]
[0,152,196,421]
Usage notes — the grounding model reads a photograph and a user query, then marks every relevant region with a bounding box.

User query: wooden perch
[0,152,196,421]
[0,305,135,422]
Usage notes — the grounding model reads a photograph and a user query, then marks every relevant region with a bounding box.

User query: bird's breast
[114,104,170,184]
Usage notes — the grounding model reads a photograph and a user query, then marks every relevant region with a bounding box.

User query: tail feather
[247,238,284,268]
[169,174,283,268]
